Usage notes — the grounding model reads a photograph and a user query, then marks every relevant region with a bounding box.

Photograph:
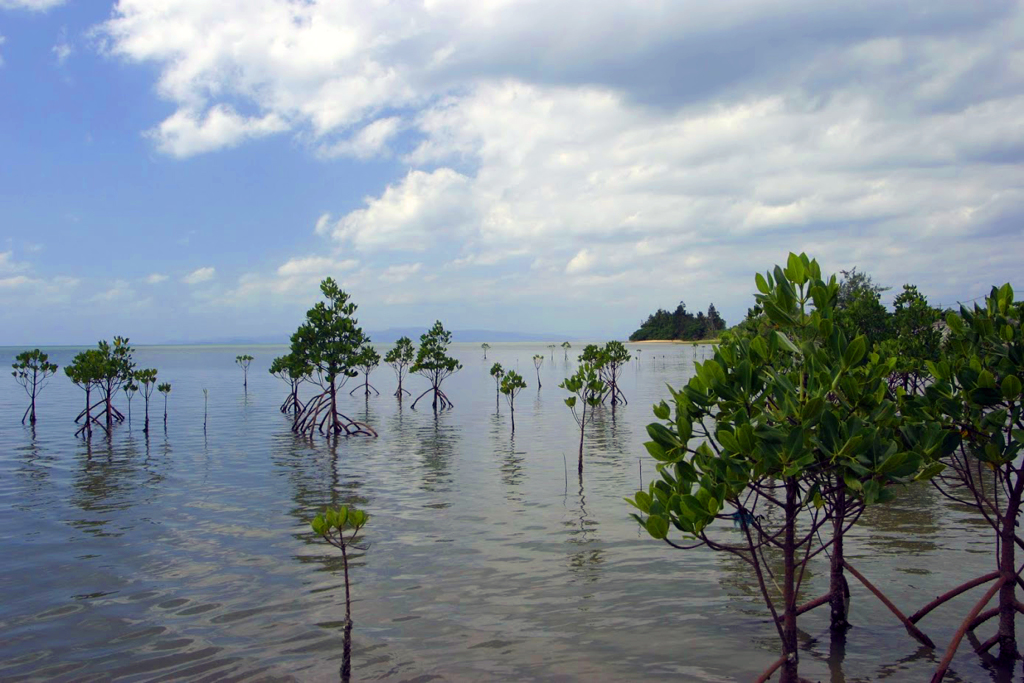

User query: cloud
[182,266,215,284]
[323,168,477,251]
[148,106,287,158]
[0,0,64,10]
[95,0,1024,332]
[380,263,421,283]
[0,35,5,67]
[52,27,71,65]
[145,273,168,284]
[90,279,134,302]
[276,256,358,277]
[0,250,30,273]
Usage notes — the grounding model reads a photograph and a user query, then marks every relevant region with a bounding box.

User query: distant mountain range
[158,328,574,345]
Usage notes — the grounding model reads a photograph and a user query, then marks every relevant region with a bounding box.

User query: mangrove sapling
[11,349,58,425]
[65,350,107,438]
[533,354,544,389]
[350,344,381,397]
[500,370,526,434]
[411,321,462,412]
[901,284,1024,680]
[628,254,932,683]
[235,354,254,391]
[562,341,571,361]
[310,505,368,683]
[560,361,604,475]
[548,344,556,360]
[384,336,415,400]
[270,353,309,416]
[123,379,138,427]
[599,341,630,406]
[203,388,208,431]
[490,362,505,411]
[136,369,158,435]
[158,382,171,427]
[481,343,490,360]
[289,278,377,437]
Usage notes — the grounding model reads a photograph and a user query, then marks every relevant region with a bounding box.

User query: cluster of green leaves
[908,283,1023,468]
[532,354,544,368]
[560,361,604,427]
[65,349,107,389]
[235,354,254,367]
[500,370,527,400]
[412,321,462,379]
[489,362,504,381]
[270,353,310,381]
[311,505,369,539]
[354,344,381,373]
[290,278,367,385]
[385,337,415,369]
[630,301,726,341]
[12,349,58,387]
[158,382,171,395]
[629,253,930,541]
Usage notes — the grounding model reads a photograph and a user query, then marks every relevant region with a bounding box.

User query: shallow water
[0,343,1011,682]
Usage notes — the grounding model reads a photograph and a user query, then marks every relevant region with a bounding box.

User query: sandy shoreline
[632,339,720,345]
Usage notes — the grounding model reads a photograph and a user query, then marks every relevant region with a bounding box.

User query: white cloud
[0,0,64,10]
[145,273,168,284]
[0,250,30,273]
[52,27,71,65]
[276,256,358,277]
[95,0,1024,330]
[318,116,403,159]
[380,263,421,283]
[182,266,215,284]
[91,280,134,302]
[0,35,5,67]
[325,168,477,251]
[148,106,287,158]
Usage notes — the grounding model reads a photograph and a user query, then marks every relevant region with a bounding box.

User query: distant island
[629,302,726,341]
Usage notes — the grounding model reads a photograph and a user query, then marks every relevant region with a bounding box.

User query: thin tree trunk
[781,478,799,682]
[341,541,352,683]
[830,480,850,630]
[997,470,1023,660]
[578,402,586,475]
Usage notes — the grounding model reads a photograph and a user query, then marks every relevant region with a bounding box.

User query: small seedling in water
[500,370,527,434]
[311,505,369,683]
[158,382,171,427]
[235,354,254,390]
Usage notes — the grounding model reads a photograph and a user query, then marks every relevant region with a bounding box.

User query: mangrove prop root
[843,560,935,648]
[754,654,787,683]
[932,577,1007,683]
[910,571,1001,624]
[410,387,454,411]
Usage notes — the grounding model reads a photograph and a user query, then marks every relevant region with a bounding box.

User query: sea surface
[0,343,1008,682]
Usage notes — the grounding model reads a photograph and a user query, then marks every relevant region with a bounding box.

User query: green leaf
[755,272,770,294]
[1001,375,1021,400]
[843,336,867,368]
[653,401,670,420]
[915,462,946,481]
[775,331,801,355]
[646,515,669,540]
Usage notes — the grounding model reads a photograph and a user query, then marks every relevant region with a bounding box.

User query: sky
[1,0,1022,344]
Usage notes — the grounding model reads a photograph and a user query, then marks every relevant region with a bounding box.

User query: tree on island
[411,321,462,412]
[500,370,527,434]
[349,344,381,397]
[236,354,254,390]
[11,349,58,425]
[65,350,107,438]
[289,278,376,437]
[384,336,415,399]
[270,353,309,416]
[629,301,726,341]
[489,362,504,411]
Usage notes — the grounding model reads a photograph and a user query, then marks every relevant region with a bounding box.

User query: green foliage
[501,370,527,397]
[838,267,890,308]
[136,368,158,396]
[481,342,490,359]
[235,354,254,367]
[909,283,1022,468]
[560,361,604,427]
[354,344,381,373]
[412,321,462,379]
[310,505,369,541]
[533,354,544,368]
[65,349,106,390]
[489,362,504,380]
[269,353,310,381]
[157,382,171,395]
[290,278,367,385]
[630,301,726,341]
[12,349,58,385]
[385,336,416,368]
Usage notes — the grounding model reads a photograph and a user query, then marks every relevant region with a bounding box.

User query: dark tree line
[629,301,726,341]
